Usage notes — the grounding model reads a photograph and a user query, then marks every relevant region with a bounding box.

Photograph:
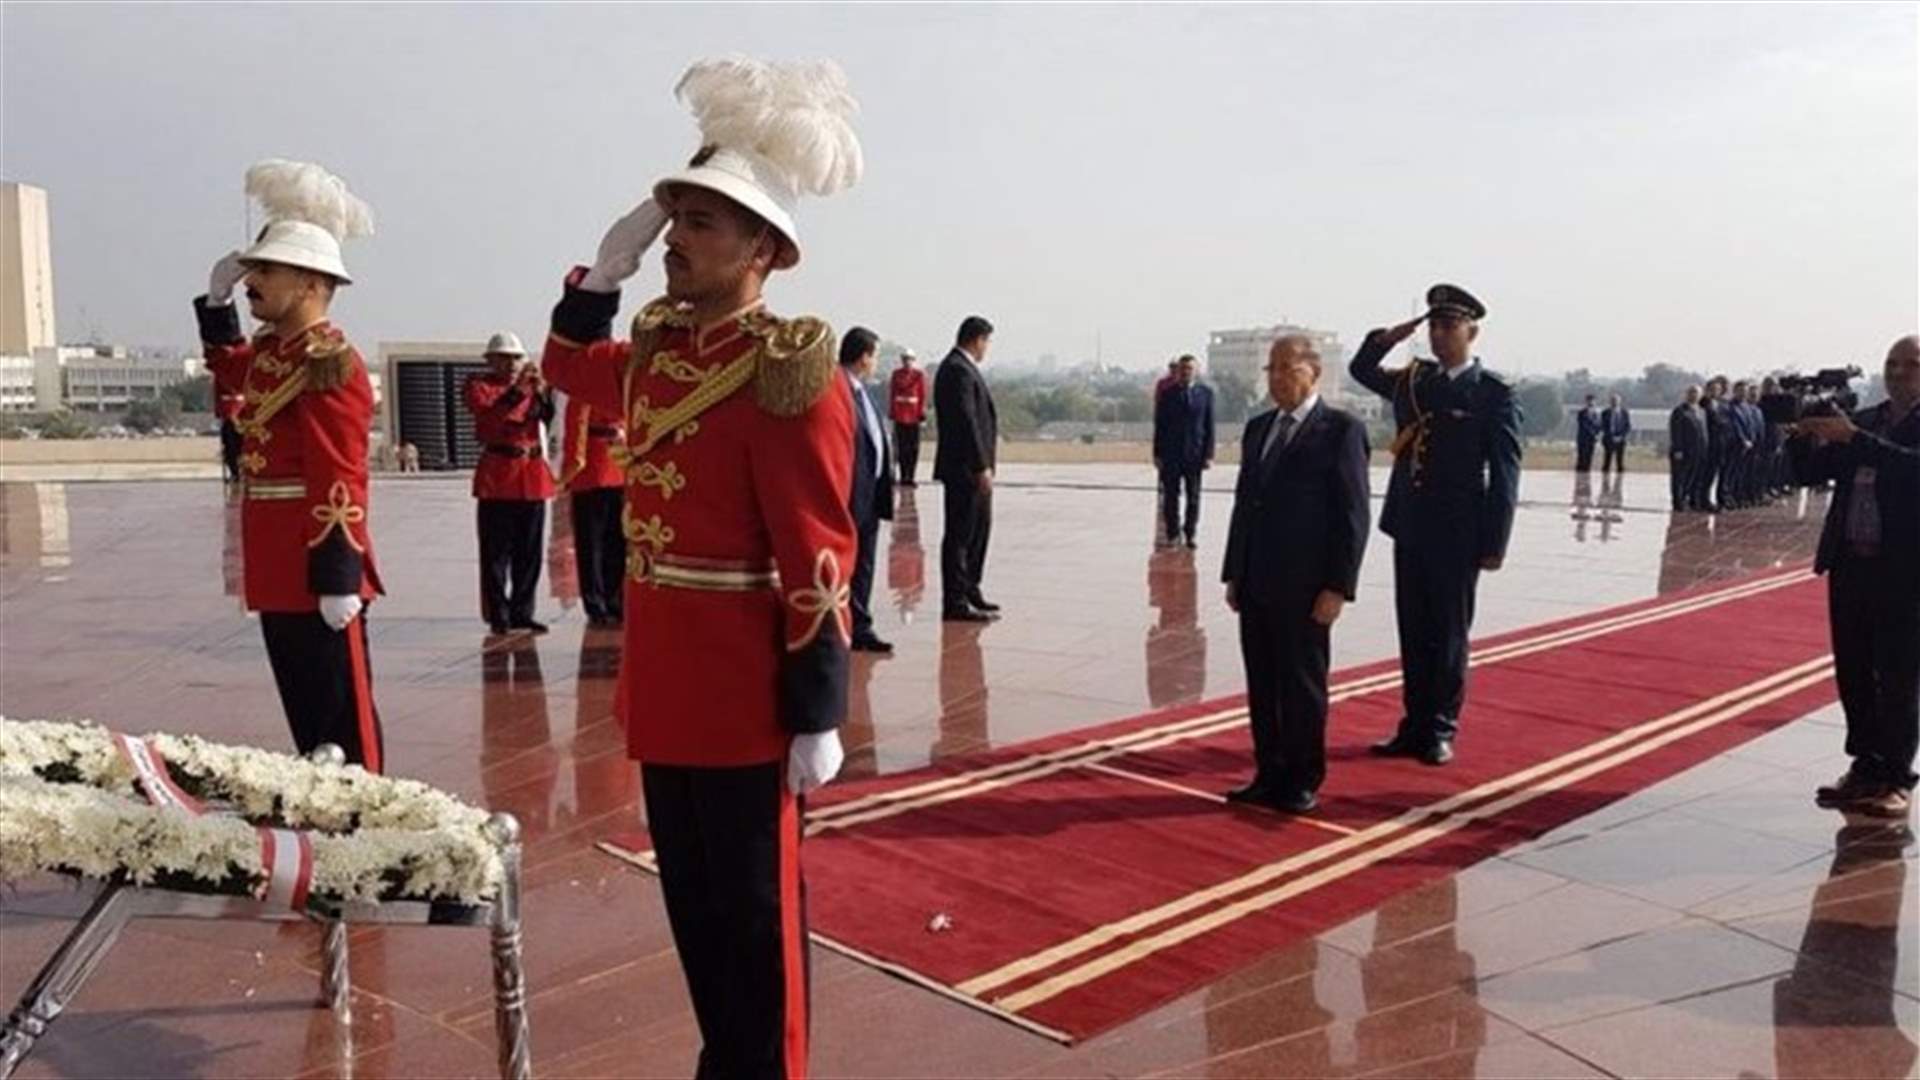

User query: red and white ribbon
[111,733,205,815]
[255,826,314,912]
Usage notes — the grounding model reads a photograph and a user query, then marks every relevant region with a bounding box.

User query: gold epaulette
[742,311,836,418]
[304,328,359,392]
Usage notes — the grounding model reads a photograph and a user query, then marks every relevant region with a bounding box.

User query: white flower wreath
[0,717,505,904]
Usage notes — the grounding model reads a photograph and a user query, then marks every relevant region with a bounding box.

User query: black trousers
[642,762,810,1080]
[219,421,243,482]
[895,423,921,485]
[476,499,546,627]
[260,611,383,772]
[941,480,993,611]
[1601,440,1625,475]
[1392,540,1482,743]
[1575,440,1596,473]
[1829,556,1920,789]
[1719,446,1746,506]
[1159,464,1203,542]
[1669,454,1695,509]
[1238,597,1331,794]
[1693,448,1721,508]
[850,510,880,639]
[570,488,626,621]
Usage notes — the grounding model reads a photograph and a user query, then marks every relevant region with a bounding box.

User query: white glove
[318,595,363,632]
[578,200,669,294]
[787,730,845,795]
[207,250,248,306]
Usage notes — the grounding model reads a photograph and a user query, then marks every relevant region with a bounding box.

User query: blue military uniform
[1349,284,1523,761]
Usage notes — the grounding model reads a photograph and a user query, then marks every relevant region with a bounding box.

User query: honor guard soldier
[193,159,384,771]
[559,392,628,627]
[466,332,556,635]
[540,57,862,1079]
[1350,284,1522,766]
[889,349,928,486]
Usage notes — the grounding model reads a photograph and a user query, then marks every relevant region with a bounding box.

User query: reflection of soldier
[888,486,926,620]
[1145,549,1206,708]
[568,628,636,832]
[480,637,554,838]
[1355,880,1486,1075]
[1203,943,1332,1071]
[1772,823,1916,1080]
[934,620,989,761]
[1570,471,1594,543]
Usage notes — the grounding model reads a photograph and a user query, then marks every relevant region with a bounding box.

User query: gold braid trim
[743,312,836,418]
[304,329,359,392]
[237,365,309,439]
[307,481,368,553]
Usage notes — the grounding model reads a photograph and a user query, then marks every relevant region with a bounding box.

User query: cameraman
[1790,335,1920,817]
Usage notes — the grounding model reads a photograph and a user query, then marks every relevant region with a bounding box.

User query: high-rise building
[2,182,57,356]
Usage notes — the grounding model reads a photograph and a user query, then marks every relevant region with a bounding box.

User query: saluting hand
[207,250,248,306]
[580,199,669,294]
[1376,315,1426,348]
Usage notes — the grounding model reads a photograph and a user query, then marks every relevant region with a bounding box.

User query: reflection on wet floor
[3,467,1904,1079]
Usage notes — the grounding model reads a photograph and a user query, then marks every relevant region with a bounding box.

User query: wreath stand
[0,746,531,1080]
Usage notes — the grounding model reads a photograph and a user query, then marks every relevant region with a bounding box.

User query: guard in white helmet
[192,160,386,771]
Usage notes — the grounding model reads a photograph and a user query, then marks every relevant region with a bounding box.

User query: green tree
[1514,380,1563,439]
[123,397,179,434]
[36,411,95,440]
[164,374,214,413]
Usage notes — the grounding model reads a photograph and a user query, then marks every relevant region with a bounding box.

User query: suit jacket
[1668,403,1708,459]
[1154,382,1216,470]
[1575,407,1601,448]
[933,347,998,482]
[847,372,894,524]
[1791,400,1920,580]
[1601,406,1631,444]
[1350,332,1523,560]
[1222,401,1372,609]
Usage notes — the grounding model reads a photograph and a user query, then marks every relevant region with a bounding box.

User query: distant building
[379,340,497,470]
[1,182,57,357]
[1206,322,1376,419]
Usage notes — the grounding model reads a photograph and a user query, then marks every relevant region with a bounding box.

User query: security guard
[1349,284,1522,765]
[540,57,861,1079]
[194,159,384,771]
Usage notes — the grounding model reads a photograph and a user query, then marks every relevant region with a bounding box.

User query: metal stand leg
[321,918,352,1026]
[486,814,530,1080]
[0,880,134,1080]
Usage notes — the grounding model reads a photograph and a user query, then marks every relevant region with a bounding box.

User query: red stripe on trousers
[779,787,808,1080]
[346,618,381,774]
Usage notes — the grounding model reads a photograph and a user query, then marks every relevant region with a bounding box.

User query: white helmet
[484,331,527,358]
[240,159,373,284]
[243,220,352,283]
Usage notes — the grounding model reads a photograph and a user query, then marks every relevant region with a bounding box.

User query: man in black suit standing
[841,326,895,653]
[1600,393,1632,476]
[1668,384,1708,511]
[1574,394,1600,474]
[1223,334,1371,813]
[1350,284,1522,767]
[1153,354,1216,549]
[1793,334,1920,818]
[934,315,1000,622]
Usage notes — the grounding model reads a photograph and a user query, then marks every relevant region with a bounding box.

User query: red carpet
[601,567,1838,1042]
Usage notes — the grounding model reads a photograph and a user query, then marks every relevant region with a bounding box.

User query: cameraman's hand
[1797,415,1857,445]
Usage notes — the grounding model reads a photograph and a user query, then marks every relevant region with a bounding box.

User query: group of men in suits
[1667,375,1790,513]
[1573,393,1632,475]
[1221,284,1523,812]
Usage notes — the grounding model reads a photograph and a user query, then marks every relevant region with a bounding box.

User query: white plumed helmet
[652,56,863,270]
[240,159,374,283]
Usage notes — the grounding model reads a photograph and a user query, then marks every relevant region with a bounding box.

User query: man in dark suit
[1600,393,1631,476]
[1700,375,1732,511]
[1574,394,1600,474]
[1222,334,1371,812]
[934,315,1000,622]
[1668,384,1708,511]
[841,326,895,653]
[1153,354,1216,548]
[1792,334,1920,818]
[1350,284,1522,766]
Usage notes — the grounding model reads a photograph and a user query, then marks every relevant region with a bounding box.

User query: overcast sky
[4,3,1914,376]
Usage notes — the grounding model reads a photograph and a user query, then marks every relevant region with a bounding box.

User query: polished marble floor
[0,466,1912,1078]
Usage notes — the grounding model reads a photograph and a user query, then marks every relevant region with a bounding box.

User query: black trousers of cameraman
[1829,554,1920,790]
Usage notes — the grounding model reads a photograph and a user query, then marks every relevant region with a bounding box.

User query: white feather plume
[244,159,375,241]
[674,57,863,198]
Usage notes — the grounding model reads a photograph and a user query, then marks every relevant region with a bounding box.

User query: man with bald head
[1221,335,1371,812]
[1792,334,1920,818]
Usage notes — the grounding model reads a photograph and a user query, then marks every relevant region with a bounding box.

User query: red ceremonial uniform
[465,372,557,501]
[888,365,927,425]
[215,387,246,421]
[558,397,626,492]
[195,302,382,612]
[542,270,857,767]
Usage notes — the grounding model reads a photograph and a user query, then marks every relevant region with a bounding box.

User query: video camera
[1759,366,1862,425]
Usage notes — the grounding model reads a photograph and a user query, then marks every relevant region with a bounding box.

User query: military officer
[194,159,384,771]
[1349,284,1522,766]
[540,57,862,1080]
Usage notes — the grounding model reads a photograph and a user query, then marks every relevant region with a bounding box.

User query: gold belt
[245,479,306,501]
[643,553,780,592]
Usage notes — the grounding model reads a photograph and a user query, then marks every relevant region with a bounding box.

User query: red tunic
[542,272,856,767]
[558,397,625,492]
[889,366,927,425]
[195,301,382,613]
[465,372,556,501]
